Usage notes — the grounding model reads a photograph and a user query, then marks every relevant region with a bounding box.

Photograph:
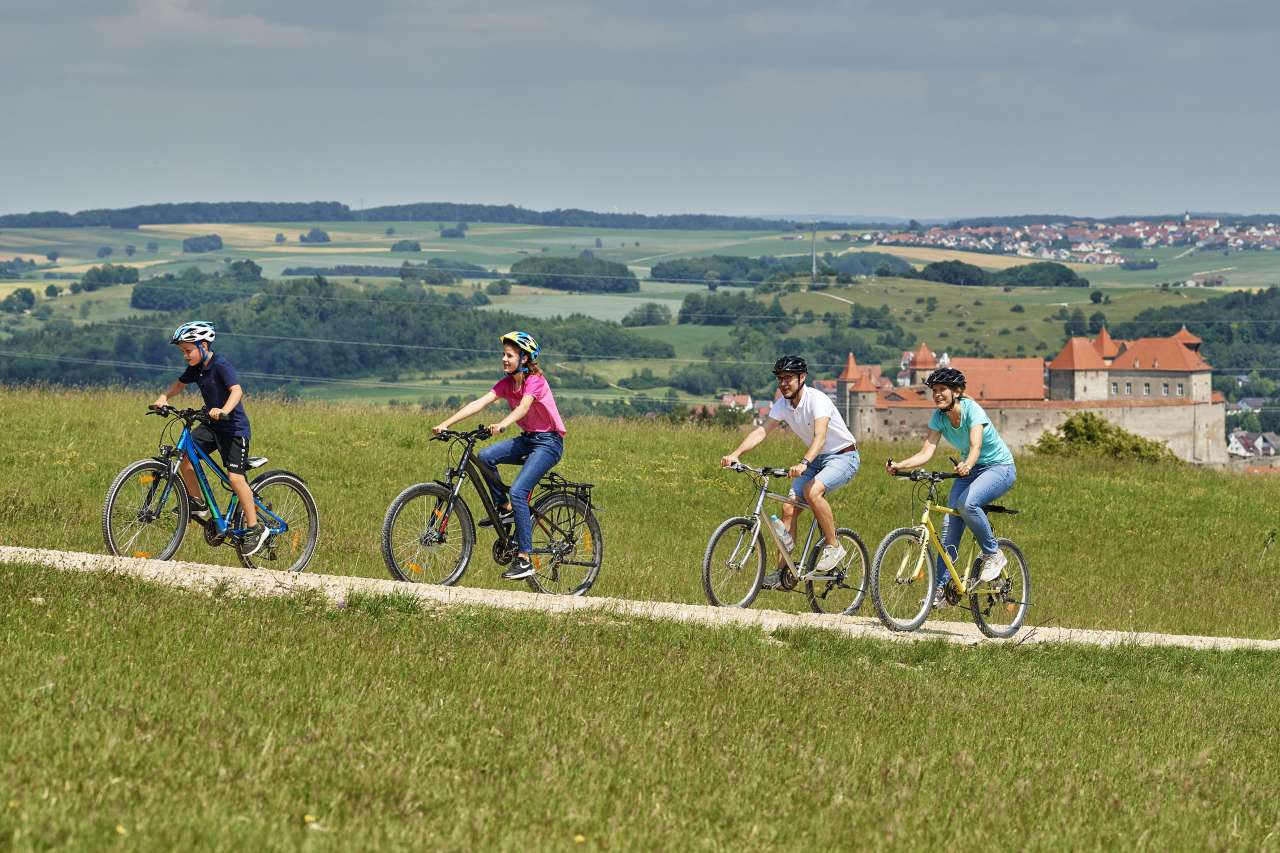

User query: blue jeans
[475,431,564,554]
[936,463,1016,586]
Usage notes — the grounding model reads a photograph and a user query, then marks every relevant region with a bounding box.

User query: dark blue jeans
[475,431,564,554]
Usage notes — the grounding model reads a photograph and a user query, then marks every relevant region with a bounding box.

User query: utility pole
[811,228,818,284]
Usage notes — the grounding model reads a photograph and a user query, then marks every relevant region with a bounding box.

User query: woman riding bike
[885,367,1016,608]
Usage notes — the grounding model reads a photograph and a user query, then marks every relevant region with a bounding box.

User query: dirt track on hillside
[3,546,1277,652]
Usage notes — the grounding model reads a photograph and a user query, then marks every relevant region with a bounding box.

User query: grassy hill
[3,385,1279,847]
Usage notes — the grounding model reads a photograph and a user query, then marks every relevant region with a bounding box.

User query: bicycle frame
[432,429,589,567]
[735,465,837,580]
[899,479,988,595]
[168,423,288,537]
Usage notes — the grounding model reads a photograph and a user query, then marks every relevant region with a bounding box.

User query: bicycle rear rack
[539,471,597,511]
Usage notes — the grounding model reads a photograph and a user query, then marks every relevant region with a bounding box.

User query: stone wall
[850,399,1227,464]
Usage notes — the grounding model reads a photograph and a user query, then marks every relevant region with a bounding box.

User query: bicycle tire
[804,527,870,616]
[870,527,935,632]
[102,459,188,561]
[235,470,319,574]
[381,482,474,585]
[702,516,765,608]
[524,492,603,595]
[968,538,1031,639]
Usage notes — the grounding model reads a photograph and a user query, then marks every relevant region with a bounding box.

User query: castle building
[835,326,1226,464]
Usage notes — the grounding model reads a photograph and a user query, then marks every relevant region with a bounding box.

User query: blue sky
[3,0,1277,219]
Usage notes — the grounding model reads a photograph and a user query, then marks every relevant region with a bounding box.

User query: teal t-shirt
[928,398,1014,467]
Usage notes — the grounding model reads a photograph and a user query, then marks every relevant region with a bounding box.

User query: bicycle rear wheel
[102,459,188,560]
[968,538,1031,639]
[524,493,603,595]
[236,470,319,573]
[870,527,934,632]
[702,517,765,608]
[805,527,869,615]
[381,483,474,585]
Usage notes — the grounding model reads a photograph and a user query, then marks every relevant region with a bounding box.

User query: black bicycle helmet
[924,367,966,388]
[772,355,808,376]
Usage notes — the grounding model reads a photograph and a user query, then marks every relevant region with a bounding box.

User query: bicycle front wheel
[381,483,474,585]
[236,470,319,573]
[968,538,1031,639]
[805,527,870,616]
[702,517,765,608]
[870,527,934,632]
[525,493,603,595]
[102,459,188,560]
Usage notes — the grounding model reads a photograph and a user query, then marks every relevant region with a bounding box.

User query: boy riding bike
[885,367,1017,608]
[149,320,270,556]
[720,355,860,588]
[432,331,566,582]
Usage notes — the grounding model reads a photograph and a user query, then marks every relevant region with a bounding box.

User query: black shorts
[192,425,250,475]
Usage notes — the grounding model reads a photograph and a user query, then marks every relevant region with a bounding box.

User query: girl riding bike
[433,331,566,581]
[885,367,1017,608]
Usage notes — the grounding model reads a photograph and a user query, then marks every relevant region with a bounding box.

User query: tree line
[0,276,674,389]
[0,201,877,232]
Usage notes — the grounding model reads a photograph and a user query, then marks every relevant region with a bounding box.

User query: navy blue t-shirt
[179,353,251,437]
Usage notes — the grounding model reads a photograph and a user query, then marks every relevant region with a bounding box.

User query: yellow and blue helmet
[500,330,540,372]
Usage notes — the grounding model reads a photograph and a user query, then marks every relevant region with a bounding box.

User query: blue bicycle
[102,406,319,572]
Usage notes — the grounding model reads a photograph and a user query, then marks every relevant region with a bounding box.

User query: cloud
[97,0,321,47]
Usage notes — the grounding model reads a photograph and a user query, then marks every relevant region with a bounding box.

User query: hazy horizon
[4,1,1278,220]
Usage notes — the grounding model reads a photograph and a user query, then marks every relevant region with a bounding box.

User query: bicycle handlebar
[893,469,960,482]
[147,405,212,425]
[430,425,493,443]
[726,461,792,478]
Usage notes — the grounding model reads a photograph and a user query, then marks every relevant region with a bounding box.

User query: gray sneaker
[761,571,785,590]
[930,585,950,609]
[240,522,272,557]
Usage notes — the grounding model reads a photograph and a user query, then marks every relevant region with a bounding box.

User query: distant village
[829,213,1280,267]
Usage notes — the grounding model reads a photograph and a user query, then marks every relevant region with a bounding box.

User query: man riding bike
[720,355,861,589]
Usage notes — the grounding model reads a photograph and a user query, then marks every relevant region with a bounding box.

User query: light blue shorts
[790,450,860,505]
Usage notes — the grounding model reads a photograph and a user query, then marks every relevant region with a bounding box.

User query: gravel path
[4,545,1277,652]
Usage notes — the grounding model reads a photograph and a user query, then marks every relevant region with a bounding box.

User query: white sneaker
[978,549,1007,582]
[814,543,847,574]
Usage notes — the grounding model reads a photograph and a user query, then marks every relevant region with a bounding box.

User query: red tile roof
[1172,325,1203,347]
[1049,337,1108,371]
[1091,326,1124,359]
[948,357,1045,401]
[850,372,878,393]
[910,342,936,369]
[1109,337,1211,372]
[836,352,859,381]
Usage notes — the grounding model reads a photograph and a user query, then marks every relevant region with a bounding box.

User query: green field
[779,277,1219,360]
[3,386,1279,640]
[4,563,1279,847]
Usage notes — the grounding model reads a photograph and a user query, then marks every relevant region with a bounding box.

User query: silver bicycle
[702,462,869,614]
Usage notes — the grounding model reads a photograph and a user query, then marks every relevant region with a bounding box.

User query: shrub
[1033,412,1178,463]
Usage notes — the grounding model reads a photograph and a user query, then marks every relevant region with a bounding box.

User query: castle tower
[1048,337,1109,401]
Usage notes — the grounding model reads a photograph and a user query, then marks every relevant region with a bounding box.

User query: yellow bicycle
[870,469,1030,638]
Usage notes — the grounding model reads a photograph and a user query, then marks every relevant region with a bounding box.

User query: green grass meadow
[4,386,1280,847]
[3,565,1279,848]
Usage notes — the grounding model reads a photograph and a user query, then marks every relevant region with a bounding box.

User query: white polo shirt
[768,386,857,455]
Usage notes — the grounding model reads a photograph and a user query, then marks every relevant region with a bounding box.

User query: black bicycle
[381,426,603,595]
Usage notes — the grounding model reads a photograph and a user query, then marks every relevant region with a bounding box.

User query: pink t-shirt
[491,373,566,436]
